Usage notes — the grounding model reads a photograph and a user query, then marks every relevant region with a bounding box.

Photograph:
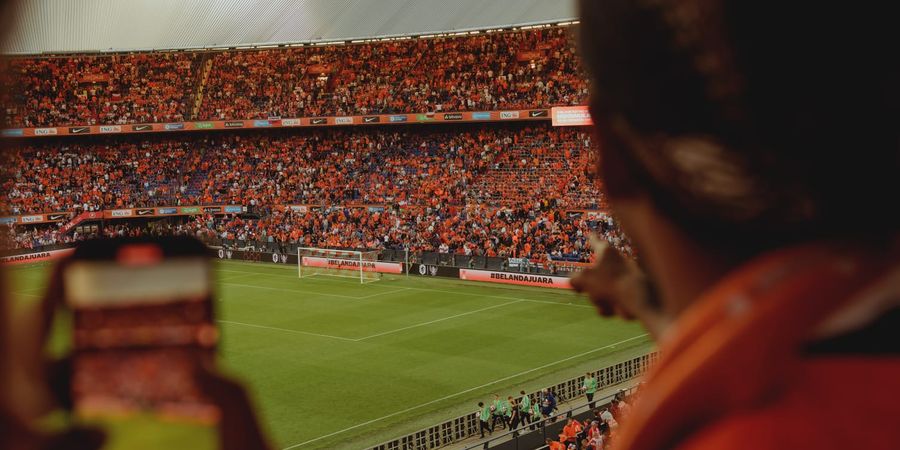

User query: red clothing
[616,244,900,450]
[549,441,567,450]
[563,421,583,442]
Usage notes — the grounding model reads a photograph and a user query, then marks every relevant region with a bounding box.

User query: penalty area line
[217,320,356,342]
[353,299,523,341]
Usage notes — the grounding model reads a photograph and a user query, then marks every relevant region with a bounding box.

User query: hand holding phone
[62,236,219,423]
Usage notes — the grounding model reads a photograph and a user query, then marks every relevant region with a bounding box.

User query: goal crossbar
[297,247,382,284]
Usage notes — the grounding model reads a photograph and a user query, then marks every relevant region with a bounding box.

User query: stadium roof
[1,0,577,55]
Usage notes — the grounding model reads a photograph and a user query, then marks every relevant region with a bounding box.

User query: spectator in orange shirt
[561,417,583,446]
[546,438,567,450]
[572,1,899,450]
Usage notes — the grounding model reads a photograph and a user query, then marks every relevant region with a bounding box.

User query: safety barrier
[366,352,658,450]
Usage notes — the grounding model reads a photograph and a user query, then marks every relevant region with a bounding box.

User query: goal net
[297,248,382,284]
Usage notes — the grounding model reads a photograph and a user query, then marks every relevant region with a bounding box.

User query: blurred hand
[0,409,106,450]
[570,239,671,340]
[196,364,271,450]
[1,262,105,450]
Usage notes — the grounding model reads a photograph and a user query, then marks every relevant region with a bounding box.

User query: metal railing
[463,386,639,450]
[366,353,658,450]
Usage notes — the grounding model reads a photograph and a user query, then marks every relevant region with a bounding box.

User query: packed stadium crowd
[2,52,201,127]
[1,223,71,250]
[215,205,631,261]
[2,26,585,127]
[200,27,585,120]
[3,203,632,263]
[1,122,629,261]
[1,125,598,215]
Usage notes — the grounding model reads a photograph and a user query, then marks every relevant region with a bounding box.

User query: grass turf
[7,259,653,450]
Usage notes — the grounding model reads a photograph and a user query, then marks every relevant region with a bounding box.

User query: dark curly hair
[578,0,898,255]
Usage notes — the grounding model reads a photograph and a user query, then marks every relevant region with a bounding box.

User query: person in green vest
[530,399,542,430]
[505,396,516,428]
[582,372,598,408]
[491,393,508,430]
[515,390,531,429]
[477,401,493,438]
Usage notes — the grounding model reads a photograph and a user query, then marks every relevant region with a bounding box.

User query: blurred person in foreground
[0,0,270,447]
[0,262,272,450]
[572,1,898,449]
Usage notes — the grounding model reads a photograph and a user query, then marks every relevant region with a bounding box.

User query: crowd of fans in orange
[200,27,585,120]
[2,123,623,261]
[5,203,631,263]
[2,53,201,127]
[2,27,585,127]
[216,206,631,262]
[2,124,601,214]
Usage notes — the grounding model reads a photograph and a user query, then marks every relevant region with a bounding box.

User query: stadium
[1,2,897,450]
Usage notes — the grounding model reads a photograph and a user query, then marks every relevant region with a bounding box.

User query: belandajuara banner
[301,256,403,274]
[458,269,572,289]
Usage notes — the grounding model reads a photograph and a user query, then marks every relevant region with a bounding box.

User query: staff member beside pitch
[530,398,542,430]
[490,394,507,430]
[477,402,493,438]
[581,372,598,408]
[516,390,531,428]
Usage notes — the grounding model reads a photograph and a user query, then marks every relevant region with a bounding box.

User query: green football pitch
[7,259,653,450]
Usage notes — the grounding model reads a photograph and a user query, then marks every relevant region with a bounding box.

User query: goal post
[297,248,382,284]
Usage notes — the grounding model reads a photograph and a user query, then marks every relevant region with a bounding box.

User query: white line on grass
[280,333,650,449]
[219,264,370,285]
[221,282,362,300]
[218,268,592,309]
[216,261,580,298]
[217,320,356,342]
[404,286,594,309]
[217,266,400,299]
[358,287,412,299]
[218,299,523,342]
[355,300,523,341]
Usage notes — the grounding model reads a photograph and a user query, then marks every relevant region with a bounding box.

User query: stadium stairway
[190,54,215,120]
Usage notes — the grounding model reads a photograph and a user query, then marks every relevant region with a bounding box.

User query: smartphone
[62,236,219,424]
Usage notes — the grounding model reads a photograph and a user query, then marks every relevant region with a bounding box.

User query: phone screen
[64,241,219,425]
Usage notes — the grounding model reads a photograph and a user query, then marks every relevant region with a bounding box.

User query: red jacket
[616,244,900,450]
